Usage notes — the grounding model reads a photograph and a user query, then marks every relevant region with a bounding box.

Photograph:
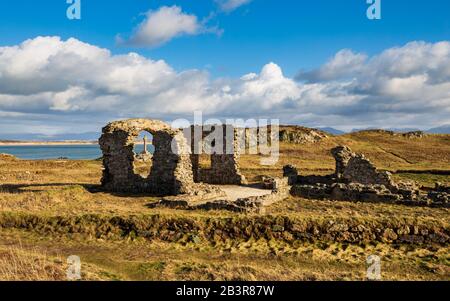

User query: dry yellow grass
[240,133,450,182]
[0,229,448,281]
[0,243,65,281]
[0,132,449,281]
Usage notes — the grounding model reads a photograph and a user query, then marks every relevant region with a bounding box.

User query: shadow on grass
[0,183,100,194]
[0,183,170,199]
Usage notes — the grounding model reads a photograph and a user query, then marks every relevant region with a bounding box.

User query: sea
[0,144,154,160]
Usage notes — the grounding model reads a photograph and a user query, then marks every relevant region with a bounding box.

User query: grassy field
[0,132,449,280]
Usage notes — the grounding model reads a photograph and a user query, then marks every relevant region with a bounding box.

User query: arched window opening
[133,131,154,178]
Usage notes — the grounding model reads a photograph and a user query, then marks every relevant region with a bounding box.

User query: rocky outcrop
[401,131,426,139]
[354,129,426,139]
[279,126,328,144]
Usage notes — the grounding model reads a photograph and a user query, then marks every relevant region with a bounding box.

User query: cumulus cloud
[297,49,368,82]
[120,6,219,47]
[0,37,449,134]
[294,41,450,129]
[216,0,253,12]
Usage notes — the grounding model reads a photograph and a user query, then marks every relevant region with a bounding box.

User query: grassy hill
[241,131,450,186]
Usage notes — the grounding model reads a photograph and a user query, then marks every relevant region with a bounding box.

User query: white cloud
[297,49,368,82]
[121,6,219,47]
[0,37,449,134]
[216,0,253,12]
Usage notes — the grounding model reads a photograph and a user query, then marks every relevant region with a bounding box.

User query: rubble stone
[428,183,450,205]
[342,154,397,190]
[289,145,446,207]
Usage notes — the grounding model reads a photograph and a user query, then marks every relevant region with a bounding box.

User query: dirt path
[378,147,414,164]
[219,185,272,202]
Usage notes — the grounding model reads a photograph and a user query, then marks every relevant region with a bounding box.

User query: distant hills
[344,125,450,135]
[0,132,100,142]
[0,124,449,142]
[427,125,450,134]
[317,127,345,135]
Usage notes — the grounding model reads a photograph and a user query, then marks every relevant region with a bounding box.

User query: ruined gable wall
[331,146,356,180]
[343,155,397,190]
[99,119,195,195]
[188,125,246,185]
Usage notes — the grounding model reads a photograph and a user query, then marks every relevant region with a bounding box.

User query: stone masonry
[342,154,397,190]
[99,119,195,195]
[331,146,355,180]
[290,146,448,207]
[188,125,247,185]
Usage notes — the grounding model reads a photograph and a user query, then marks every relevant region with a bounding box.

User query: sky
[0,0,449,136]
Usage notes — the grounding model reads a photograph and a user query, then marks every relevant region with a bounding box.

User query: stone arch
[99,119,194,195]
[132,131,153,178]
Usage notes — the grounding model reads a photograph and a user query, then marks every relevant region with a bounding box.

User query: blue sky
[0,0,449,135]
[1,0,449,77]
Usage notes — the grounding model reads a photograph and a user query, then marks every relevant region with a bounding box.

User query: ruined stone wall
[428,183,450,204]
[342,155,397,190]
[331,146,397,190]
[99,119,195,195]
[331,146,355,180]
[288,146,449,207]
[188,125,246,185]
[155,176,291,214]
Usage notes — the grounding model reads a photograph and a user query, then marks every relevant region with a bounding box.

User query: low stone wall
[291,183,449,207]
[291,184,332,200]
[1,212,447,246]
[428,183,450,204]
[235,177,291,213]
[152,177,291,214]
[285,145,446,207]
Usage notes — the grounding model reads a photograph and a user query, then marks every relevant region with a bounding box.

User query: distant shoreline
[0,141,98,146]
[0,141,148,146]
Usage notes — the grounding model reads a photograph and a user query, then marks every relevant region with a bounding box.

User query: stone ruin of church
[99,119,195,195]
[99,119,247,195]
[188,125,247,185]
[99,118,448,212]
